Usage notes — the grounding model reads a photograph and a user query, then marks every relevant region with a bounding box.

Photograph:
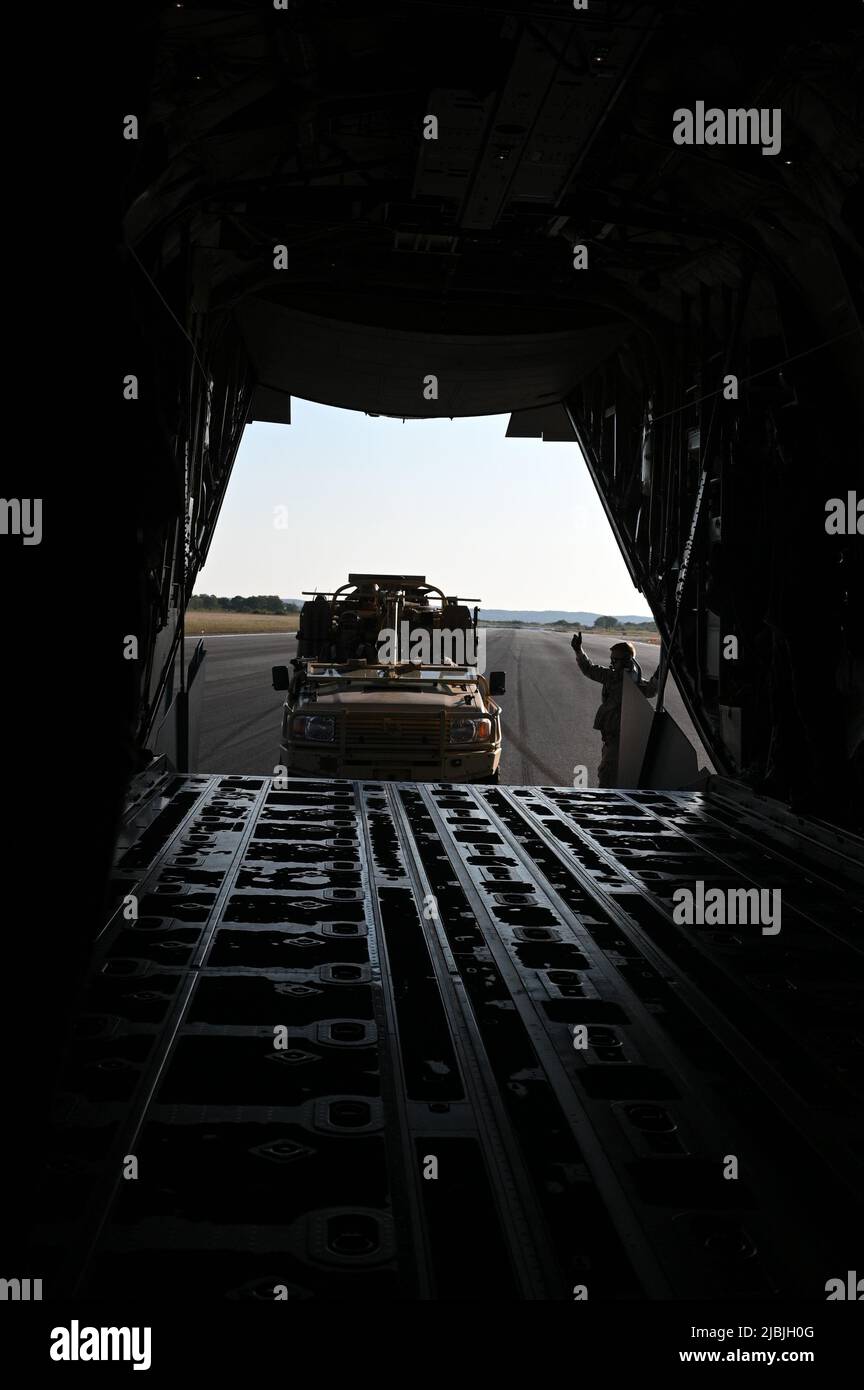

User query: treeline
[189,594,300,614]
[548,616,657,631]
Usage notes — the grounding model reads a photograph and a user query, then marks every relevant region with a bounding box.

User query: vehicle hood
[305,689,483,711]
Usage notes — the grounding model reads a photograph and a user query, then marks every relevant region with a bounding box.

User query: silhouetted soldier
[571,633,659,787]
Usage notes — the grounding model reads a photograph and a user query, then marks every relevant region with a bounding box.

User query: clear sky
[195,398,650,614]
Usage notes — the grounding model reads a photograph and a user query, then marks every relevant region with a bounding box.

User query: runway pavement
[185,627,712,784]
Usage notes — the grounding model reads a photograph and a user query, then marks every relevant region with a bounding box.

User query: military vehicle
[272,574,505,781]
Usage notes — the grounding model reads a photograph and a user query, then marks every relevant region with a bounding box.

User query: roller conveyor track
[30,774,864,1301]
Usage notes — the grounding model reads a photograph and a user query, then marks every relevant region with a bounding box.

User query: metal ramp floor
[31,773,864,1300]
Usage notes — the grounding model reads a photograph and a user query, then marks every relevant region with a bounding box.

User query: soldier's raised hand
[571,632,582,652]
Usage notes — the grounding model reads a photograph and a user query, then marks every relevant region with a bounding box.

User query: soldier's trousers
[598,737,619,788]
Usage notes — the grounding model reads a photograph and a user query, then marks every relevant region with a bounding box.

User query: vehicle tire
[478,769,500,785]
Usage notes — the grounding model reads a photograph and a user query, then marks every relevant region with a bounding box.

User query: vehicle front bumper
[279,743,501,783]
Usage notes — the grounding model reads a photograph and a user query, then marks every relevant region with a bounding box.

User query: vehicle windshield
[303,662,480,695]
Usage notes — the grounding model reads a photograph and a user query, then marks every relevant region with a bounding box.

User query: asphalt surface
[185,629,712,785]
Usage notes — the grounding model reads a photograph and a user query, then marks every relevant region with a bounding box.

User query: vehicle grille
[344,710,442,756]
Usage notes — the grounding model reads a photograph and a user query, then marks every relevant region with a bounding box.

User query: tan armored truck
[271,574,505,783]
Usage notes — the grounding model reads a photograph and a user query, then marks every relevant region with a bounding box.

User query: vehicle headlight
[449,716,493,744]
[291,715,336,743]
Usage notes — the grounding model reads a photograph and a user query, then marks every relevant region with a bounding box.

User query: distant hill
[479,609,653,625]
